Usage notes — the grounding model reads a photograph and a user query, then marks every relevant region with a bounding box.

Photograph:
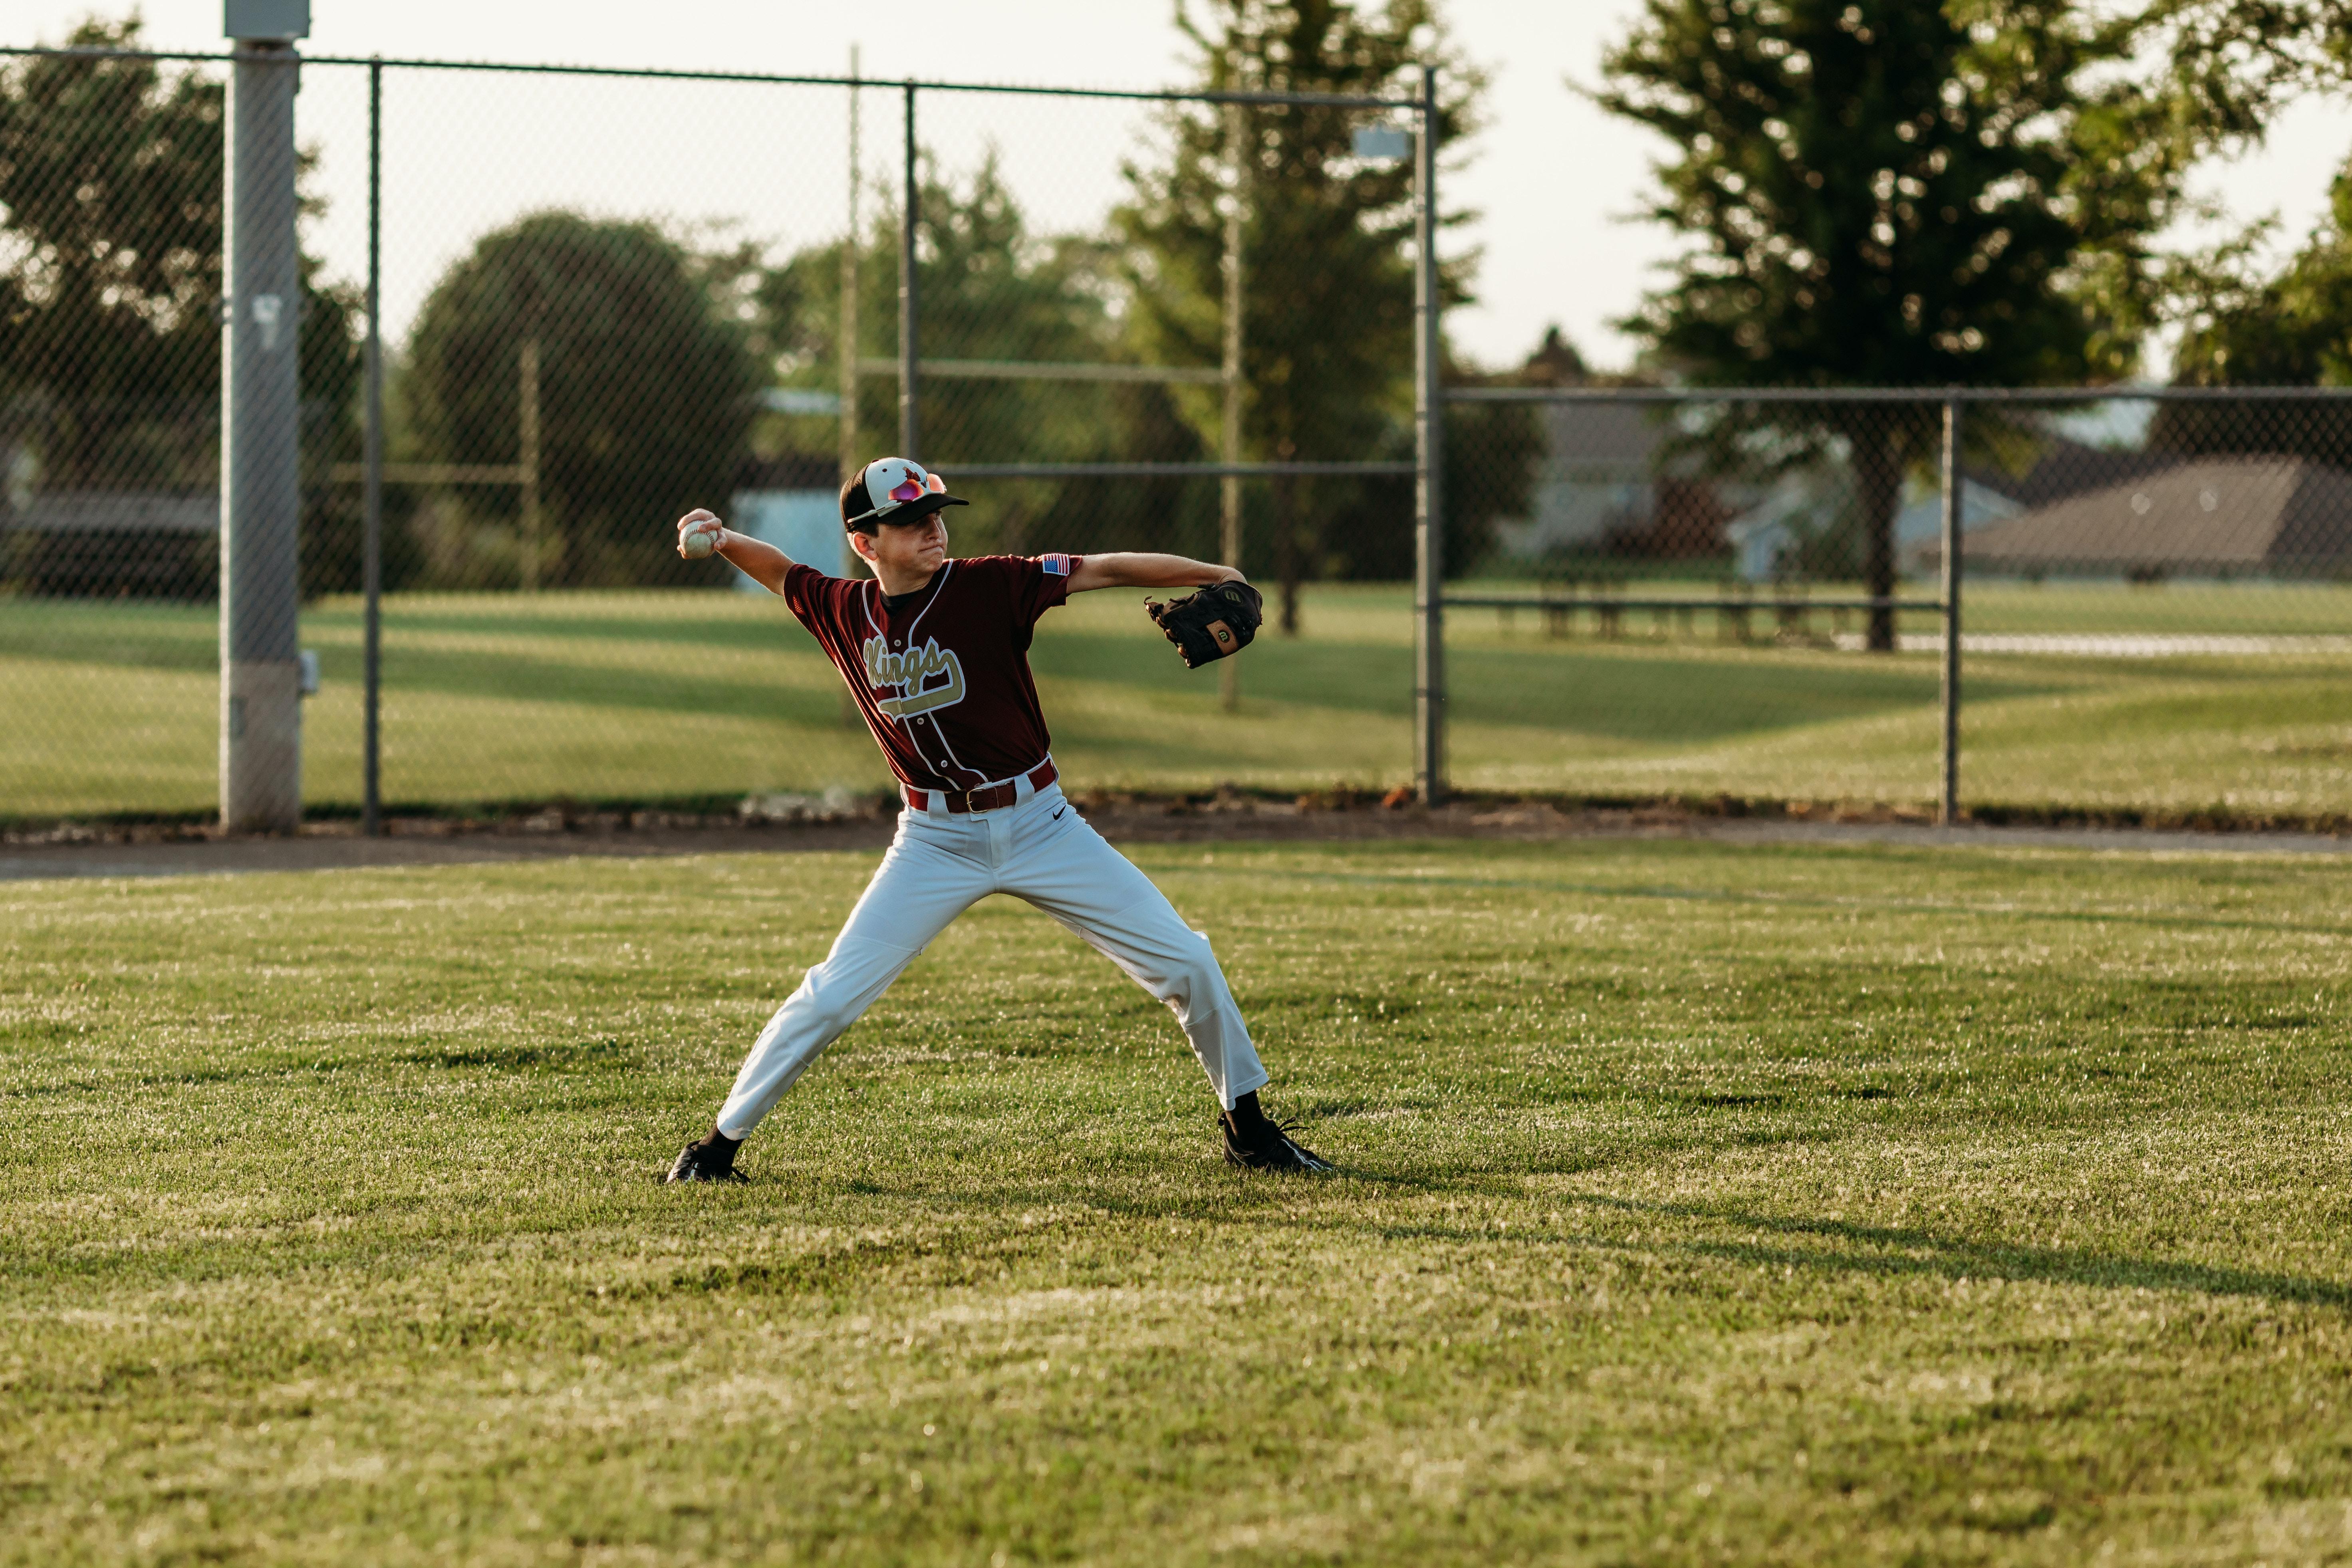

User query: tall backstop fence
[3,43,2348,831]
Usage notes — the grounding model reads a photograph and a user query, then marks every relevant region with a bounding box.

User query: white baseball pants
[715,778,1268,1137]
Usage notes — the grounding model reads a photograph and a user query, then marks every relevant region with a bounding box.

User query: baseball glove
[1147,580,1263,669]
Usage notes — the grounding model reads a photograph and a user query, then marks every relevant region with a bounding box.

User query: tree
[0,16,363,597]
[2151,159,2352,466]
[2138,0,2352,144]
[1117,0,1486,630]
[2136,3,2352,461]
[755,154,1216,559]
[402,212,762,588]
[1597,0,2183,647]
[1338,353,1541,581]
[0,18,220,495]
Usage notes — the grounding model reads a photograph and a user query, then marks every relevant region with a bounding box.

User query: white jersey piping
[858,561,975,786]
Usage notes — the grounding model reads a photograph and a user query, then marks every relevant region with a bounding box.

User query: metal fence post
[362,55,383,836]
[220,35,305,833]
[838,54,865,725]
[900,79,919,462]
[1413,65,1445,804]
[1220,99,1246,715]
[840,48,861,500]
[1940,393,1963,826]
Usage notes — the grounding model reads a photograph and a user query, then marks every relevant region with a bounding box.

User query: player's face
[865,512,950,576]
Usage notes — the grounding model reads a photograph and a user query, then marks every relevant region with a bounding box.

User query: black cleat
[1221,1099,1334,1174]
[666,1127,747,1185]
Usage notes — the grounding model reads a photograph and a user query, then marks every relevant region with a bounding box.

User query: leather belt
[906,759,1057,815]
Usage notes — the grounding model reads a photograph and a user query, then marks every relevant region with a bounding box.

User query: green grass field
[4,579,2348,822]
[7,834,2352,1564]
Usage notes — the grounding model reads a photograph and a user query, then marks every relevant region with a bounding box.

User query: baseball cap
[840,456,969,531]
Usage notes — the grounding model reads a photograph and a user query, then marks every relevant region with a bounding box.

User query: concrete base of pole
[221,659,302,833]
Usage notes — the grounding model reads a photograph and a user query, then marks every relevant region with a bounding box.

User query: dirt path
[5,801,2346,881]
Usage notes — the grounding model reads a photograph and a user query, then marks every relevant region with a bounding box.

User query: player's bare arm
[1066,552,1244,594]
[674,507,794,595]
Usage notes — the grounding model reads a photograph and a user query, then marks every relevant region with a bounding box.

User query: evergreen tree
[756,155,1217,560]
[1117,0,1484,630]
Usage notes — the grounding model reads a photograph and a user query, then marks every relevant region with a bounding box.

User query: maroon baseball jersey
[782,553,1080,792]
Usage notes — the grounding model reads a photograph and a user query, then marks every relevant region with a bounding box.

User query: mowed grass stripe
[5,837,2351,1563]
[5,584,2349,818]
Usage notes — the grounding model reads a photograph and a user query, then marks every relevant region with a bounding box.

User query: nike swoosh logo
[1051,806,1066,821]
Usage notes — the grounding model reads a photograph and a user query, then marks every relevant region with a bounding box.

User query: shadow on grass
[1566,1191,2352,1310]
[399,1037,635,1072]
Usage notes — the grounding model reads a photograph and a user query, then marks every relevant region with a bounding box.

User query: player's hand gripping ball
[677,511,725,560]
[1147,579,1263,669]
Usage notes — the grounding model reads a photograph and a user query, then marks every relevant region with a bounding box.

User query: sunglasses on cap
[844,456,968,528]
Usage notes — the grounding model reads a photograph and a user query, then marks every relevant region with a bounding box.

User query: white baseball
[679,518,724,559]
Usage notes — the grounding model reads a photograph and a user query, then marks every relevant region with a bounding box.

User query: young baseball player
[662,455,1331,1182]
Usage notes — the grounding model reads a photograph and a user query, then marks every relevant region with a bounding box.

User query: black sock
[693,1125,740,1157]
[1226,1092,1269,1130]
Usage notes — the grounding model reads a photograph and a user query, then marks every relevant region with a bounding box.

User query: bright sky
[8,0,2352,375]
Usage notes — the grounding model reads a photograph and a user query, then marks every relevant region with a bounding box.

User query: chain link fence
[0,45,1429,828]
[4,44,2348,831]
[1445,387,2352,823]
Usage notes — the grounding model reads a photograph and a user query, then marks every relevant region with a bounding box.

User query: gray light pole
[220,0,310,833]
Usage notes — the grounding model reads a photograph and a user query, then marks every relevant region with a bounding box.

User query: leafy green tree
[2152,161,2352,465]
[755,155,1213,558]
[1117,0,1489,629]
[1598,0,2184,647]
[0,18,221,494]
[1338,357,1541,581]
[2112,6,2352,467]
[2138,0,2352,141]
[403,212,762,587]
[0,16,363,597]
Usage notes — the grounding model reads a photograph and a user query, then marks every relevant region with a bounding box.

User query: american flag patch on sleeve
[1040,553,1073,576]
